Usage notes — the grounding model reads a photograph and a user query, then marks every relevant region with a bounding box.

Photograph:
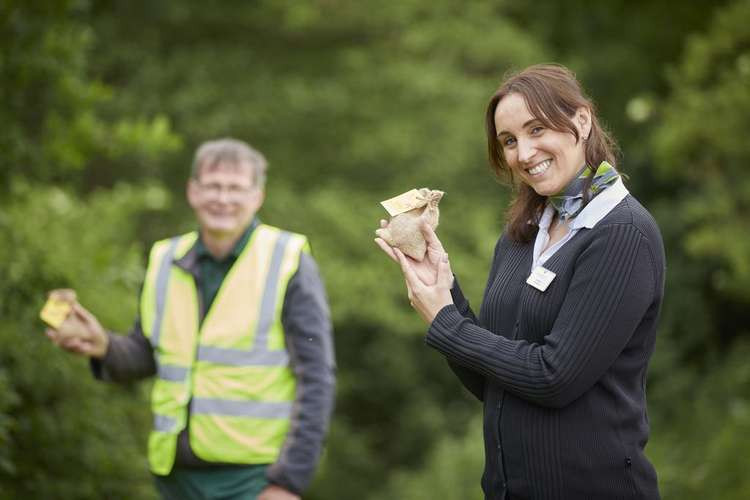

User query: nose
[215,187,232,203]
[517,138,536,164]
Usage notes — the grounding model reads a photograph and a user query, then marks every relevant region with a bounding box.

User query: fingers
[60,335,83,351]
[437,253,454,289]
[394,247,423,294]
[71,302,95,327]
[48,288,77,302]
[62,337,91,356]
[420,221,444,252]
[380,219,388,228]
[374,238,398,263]
[46,328,59,343]
[48,327,89,355]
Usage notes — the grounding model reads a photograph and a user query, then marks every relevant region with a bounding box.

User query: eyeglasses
[196,182,255,201]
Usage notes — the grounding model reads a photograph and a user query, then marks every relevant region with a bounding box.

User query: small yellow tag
[380,189,427,217]
[40,298,72,329]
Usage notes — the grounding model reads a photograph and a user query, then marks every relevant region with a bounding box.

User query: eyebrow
[497,118,541,138]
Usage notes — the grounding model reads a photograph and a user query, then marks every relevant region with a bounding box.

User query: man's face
[187,161,264,240]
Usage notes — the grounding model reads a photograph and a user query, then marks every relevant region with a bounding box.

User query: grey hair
[191,138,267,189]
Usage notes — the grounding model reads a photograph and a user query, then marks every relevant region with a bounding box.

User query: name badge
[526,266,556,292]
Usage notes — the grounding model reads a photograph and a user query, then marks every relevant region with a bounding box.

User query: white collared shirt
[531,178,629,271]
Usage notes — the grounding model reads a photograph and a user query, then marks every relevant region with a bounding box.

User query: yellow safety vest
[139,224,308,475]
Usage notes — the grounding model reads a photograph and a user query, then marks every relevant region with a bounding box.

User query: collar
[540,178,628,232]
[568,177,629,230]
[175,218,259,273]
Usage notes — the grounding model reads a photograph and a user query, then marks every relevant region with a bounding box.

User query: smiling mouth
[527,159,551,176]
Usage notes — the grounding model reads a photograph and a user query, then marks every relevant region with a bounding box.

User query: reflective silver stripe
[153,413,177,432]
[193,231,293,368]
[253,232,292,350]
[157,363,189,382]
[191,397,292,419]
[150,237,180,349]
[197,345,289,366]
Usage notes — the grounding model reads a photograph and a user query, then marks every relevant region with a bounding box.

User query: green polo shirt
[194,218,258,318]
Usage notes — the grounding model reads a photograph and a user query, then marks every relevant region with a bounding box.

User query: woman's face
[494,93,591,197]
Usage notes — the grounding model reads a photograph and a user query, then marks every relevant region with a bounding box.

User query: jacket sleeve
[90,317,157,382]
[441,234,508,403]
[446,278,485,401]
[266,252,336,495]
[426,223,657,408]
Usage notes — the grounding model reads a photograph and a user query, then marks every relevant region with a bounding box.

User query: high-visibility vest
[139,224,308,475]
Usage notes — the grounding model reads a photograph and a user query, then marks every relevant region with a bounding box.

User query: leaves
[2,0,750,498]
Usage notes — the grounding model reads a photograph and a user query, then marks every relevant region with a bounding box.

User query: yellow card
[380,189,427,217]
[40,297,72,329]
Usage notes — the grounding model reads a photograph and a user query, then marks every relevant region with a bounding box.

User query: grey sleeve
[90,317,157,383]
[266,252,336,494]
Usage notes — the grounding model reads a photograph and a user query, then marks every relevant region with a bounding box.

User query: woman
[376,64,664,500]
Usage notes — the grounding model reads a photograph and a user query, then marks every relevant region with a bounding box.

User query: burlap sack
[376,188,444,261]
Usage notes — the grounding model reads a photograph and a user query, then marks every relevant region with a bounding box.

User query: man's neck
[201,231,241,260]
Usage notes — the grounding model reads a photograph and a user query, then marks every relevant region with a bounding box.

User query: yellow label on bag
[380,189,427,217]
[40,298,72,329]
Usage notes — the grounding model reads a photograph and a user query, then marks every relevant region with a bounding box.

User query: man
[46,138,336,500]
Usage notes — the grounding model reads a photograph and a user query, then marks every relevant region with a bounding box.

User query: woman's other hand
[375,220,454,323]
[395,246,453,324]
[375,219,452,287]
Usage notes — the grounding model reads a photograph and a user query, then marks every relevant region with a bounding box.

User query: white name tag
[526,266,556,292]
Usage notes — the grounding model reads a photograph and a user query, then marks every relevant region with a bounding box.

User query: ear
[251,188,265,212]
[576,106,592,141]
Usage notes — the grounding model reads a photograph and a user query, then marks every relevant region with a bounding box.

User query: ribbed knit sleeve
[426,223,656,408]
[449,277,475,321]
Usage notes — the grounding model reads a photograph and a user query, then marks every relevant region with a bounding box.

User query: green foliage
[2,0,749,498]
[0,0,182,190]
[0,182,169,499]
[649,340,750,499]
[371,415,485,500]
[644,2,750,498]
[653,0,750,305]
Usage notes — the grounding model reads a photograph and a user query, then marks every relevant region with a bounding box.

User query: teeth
[528,160,551,175]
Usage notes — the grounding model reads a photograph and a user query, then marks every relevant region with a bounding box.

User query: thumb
[437,253,453,289]
[71,303,105,340]
[72,302,97,326]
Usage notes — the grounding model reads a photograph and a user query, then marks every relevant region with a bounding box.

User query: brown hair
[485,64,619,243]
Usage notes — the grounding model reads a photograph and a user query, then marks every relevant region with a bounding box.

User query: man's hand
[258,484,300,500]
[46,302,109,359]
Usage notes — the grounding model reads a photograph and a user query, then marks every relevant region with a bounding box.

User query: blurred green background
[2,0,749,498]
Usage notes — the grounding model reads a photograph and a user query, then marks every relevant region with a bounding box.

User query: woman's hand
[375,219,452,286]
[395,246,454,323]
[375,220,455,323]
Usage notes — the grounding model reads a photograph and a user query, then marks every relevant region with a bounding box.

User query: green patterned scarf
[548,161,620,221]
